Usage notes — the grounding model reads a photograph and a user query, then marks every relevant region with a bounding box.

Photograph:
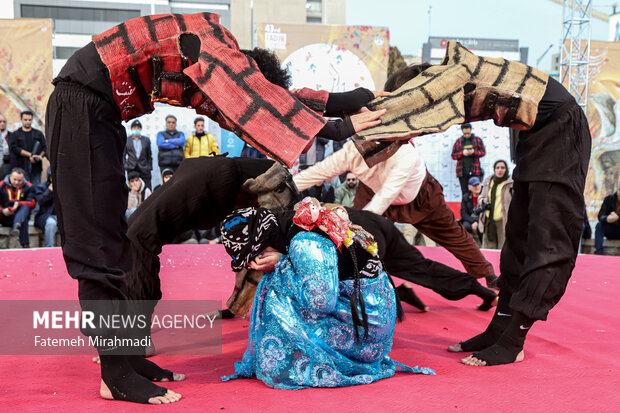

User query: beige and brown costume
[354,41,549,165]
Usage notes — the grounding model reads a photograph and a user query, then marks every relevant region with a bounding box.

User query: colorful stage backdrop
[257,22,389,94]
[584,40,620,219]
[0,19,53,130]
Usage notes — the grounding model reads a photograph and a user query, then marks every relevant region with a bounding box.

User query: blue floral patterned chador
[222,231,434,389]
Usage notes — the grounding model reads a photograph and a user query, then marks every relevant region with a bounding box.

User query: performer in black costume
[356,42,591,366]
[45,12,384,405]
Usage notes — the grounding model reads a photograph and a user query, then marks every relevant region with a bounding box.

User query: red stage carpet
[1,245,618,412]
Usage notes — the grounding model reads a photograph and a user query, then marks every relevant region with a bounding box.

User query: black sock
[396,284,427,311]
[470,282,497,311]
[99,354,169,404]
[458,293,513,351]
[471,311,534,365]
[127,355,174,381]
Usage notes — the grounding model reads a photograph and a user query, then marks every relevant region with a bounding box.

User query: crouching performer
[219,199,435,388]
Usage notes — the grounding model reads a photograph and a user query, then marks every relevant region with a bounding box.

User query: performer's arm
[317,108,387,141]
[363,163,419,216]
[362,144,424,215]
[293,146,350,191]
[323,88,375,117]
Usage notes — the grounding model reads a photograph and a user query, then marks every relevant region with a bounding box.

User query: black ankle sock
[127,355,174,381]
[396,284,427,311]
[99,354,169,404]
[471,312,534,366]
[458,295,513,351]
[470,282,497,311]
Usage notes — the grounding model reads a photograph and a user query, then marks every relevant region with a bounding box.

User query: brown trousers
[354,173,494,278]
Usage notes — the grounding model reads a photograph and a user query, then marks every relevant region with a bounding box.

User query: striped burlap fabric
[354,41,549,165]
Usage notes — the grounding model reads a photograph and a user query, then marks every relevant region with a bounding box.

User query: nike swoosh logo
[520,325,530,330]
[497,312,512,317]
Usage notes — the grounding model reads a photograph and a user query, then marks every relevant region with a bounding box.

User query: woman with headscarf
[479,160,513,250]
[219,200,434,389]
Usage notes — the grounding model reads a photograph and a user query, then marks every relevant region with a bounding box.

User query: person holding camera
[479,160,513,250]
[460,176,483,243]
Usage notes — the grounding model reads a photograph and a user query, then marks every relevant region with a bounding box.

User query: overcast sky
[346,0,610,72]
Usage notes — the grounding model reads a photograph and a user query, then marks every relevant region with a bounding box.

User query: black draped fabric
[124,156,275,301]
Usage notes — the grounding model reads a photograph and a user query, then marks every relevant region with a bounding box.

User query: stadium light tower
[560,0,592,109]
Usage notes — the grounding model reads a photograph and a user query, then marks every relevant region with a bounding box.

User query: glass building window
[21,5,140,22]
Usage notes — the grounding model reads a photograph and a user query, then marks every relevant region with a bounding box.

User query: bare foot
[160,373,186,382]
[93,356,100,364]
[100,380,182,404]
[447,343,464,352]
[460,350,524,366]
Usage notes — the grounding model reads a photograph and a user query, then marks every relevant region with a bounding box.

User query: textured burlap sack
[354,41,549,166]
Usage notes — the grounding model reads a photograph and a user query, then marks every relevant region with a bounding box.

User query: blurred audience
[451,123,485,197]
[0,114,12,178]
[594,174,620,255]
[156,115,185,172]
[334,171,358,207]
[124,119,153,190]
[184,117,219,158]
[460,176,483,243]
[10,111,46,185]
[126,171,151,219]
[1,168,35,248]
[479,160,513,250]
[34,168,57,247]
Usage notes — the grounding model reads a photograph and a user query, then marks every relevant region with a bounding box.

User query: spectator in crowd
[335,171,358,207]
[479,160,513,250]
[451,123,486,196]
[240,142,266,159]
[10,111,46,185]
[0,114,12,178]
[294,140,499,289]
[35,167,57,247]
[123,119,153,190]
[594,174,620,255]
[153,168,174,192]
[184,117,219,158]
[300,176,335,204]
[298,137,329,168]
[1,168,36,247]
[126,171,151,219]
[460,176,483,243]
[156,115,185,172]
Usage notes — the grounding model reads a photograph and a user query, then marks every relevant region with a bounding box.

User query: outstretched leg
[459,182,583,366]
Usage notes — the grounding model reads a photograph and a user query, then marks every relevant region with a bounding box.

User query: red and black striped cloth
[93,12,327,167]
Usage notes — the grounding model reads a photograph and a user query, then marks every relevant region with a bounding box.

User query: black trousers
[501,100,591,321]
[345,209,485,301]
[124,156,274,301]
[46,82,130,339]
[500,182,583,320]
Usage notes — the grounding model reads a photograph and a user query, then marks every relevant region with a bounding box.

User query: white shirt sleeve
[293,145,350,191]
[362,146,425,215]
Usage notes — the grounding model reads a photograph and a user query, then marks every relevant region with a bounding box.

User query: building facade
[2,0,345,75]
